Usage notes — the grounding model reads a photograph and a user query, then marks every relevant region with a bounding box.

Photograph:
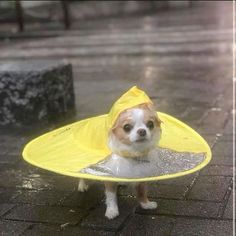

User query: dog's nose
[137,129,146,137]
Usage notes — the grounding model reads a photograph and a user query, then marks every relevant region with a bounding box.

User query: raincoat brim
[22,112,211,182]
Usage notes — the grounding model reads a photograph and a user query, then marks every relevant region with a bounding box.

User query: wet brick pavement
[0,1,233,235]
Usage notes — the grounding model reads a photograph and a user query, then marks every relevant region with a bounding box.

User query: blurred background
[0,1,233,128]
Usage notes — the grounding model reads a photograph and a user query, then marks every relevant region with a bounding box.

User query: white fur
[78,179,89,192]
[140,201,157,209]
[128,109,150,142]
[105,190,119,219]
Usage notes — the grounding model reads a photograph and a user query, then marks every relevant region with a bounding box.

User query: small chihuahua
[78,103,162,219]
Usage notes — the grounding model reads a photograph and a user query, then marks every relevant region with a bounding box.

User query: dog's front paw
[105,206,119,219]
[140,201,157,209]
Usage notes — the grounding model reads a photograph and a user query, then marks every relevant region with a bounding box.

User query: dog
[78,103,162,219]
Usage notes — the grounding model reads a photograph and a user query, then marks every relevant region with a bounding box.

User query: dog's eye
[123,124,132,133]
[146,120,154,130]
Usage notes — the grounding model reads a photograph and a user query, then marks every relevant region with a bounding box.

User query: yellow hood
[107,86,153,129]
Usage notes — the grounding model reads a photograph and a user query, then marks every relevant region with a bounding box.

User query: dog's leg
[105,182,119,219]
[136,183,157,209]
[78,179,89,192]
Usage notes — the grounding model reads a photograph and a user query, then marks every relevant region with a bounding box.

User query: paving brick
[0,220,31,236]
[223,191,233,219]
[196,124,225,135]
[5,145,23,156]
[218,134,233,142]
[0,154,19,164]
[0,137,26,156]
[187,176,232,201]
[17,160,59,176]
[5,205,86,224]
[81,197,136,231]
[171,218,233,236]
[158,103,188,119]
[201,134,217,147]
[200,109,229,127]
[0,188,19,203]
[223,118,233,134]
[172,90,216,104]
[0,135,26,146]
[118,183,187,200]
[119,215,174,236]
[200,165,233,176]
[212,141,233,157]
[157,174,197,187]
[136,199,220,218]
[195,109,229,135]
[148,184,188,200]
[179,106,207,123]
[210,155,233,166]
[24,224,114,236]
[214,83,232,108]
[0,165,77,191]
[0,203,15,216]
[35,175,78,192]
[12,189,70,205]
[60,183,104,209]
[0,145,9,155]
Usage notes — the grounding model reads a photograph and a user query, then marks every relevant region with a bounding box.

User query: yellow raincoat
[22,86,211,182]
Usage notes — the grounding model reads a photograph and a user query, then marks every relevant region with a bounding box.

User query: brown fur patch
[137,103,161,127]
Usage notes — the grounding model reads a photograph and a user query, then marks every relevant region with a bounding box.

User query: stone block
[0,61,75,127]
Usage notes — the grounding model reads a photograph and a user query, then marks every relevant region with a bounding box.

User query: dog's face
[108,103,161,157]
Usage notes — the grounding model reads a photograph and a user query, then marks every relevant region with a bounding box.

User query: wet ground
[0,1,233,235]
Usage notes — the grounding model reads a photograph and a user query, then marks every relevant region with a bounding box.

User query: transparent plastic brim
[80,147,206,179]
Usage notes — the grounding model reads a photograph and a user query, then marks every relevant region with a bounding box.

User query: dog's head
[108,103,162,157]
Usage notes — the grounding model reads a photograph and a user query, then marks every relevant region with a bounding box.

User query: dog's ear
[139,103,162,127]
[155,115,163,127]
